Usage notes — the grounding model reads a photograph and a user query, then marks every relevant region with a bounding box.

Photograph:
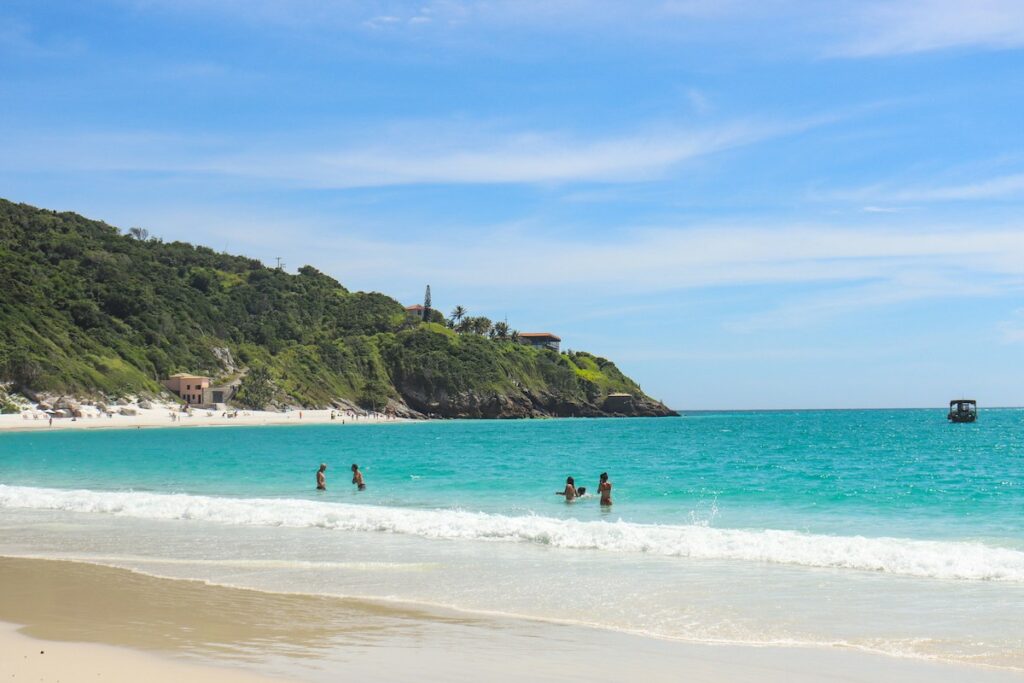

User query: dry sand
[0,623,289,682]
[0,406,407,433]
[0,557,1021,683]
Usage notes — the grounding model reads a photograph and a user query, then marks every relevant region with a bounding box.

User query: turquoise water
[1,410,1021,538]
[2,410,1023,668]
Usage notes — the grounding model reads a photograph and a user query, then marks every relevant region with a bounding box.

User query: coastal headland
[0,198,675,421]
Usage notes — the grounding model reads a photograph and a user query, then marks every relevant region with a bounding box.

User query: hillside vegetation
[0,199,674,418]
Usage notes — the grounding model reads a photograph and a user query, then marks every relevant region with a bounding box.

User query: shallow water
[1,411,1022,668]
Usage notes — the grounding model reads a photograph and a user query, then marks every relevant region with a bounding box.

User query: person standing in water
[598,472,612,506]
[351,463,365,490]
[316,463,327,490]
[556,476,578,501]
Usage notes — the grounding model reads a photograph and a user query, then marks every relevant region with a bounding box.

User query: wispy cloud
[827,172,1024,204]
[219,121,790,187]
[154,209,1024,299]
[833,0,1024,57]
[116,0,1024,58]
[0,118,808,187]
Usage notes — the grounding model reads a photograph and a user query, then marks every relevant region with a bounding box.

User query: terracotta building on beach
[162,373,210,405]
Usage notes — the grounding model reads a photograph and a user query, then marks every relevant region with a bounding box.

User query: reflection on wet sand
[0,556,482,661]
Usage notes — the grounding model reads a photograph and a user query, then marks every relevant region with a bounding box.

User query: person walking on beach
[316,463,327,490]
[351,463,365,490]
[598,472,612,506]
[556,476,578,501]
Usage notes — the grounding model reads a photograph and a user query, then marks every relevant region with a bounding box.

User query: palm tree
[450,305,467,327]
[510,330,520,343]
[492,321,510,340]
[470,316,493,336]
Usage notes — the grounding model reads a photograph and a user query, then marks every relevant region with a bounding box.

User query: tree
[469,316,493,336]
[510,330,520,343]
[127,227,149,241]
[3,351,41,391]
[492,321,510,340]
[360,377,390,413]
[423,285,432,322]
[449,305,466,326]
[236,365,274,409]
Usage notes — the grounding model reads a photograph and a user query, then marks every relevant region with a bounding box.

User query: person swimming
[556,476,578,501]
[351,463,365,490]
[598,472,612,506]
[316,463,327,490]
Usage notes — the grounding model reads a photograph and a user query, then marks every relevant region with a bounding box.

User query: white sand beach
[0,622,289,683]
[0,404,408,433]
[0,557,1021,683]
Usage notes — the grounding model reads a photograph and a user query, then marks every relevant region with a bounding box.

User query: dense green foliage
[0,198,655,412]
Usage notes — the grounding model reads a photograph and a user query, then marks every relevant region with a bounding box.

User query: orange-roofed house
[518,332,561,352]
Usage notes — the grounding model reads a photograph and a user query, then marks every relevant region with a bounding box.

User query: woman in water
[556,476,578,501]
[316,463,327,490]
[598,472,612,506]
[351,463,365,490]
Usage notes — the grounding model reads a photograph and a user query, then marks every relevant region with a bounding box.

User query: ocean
[1,410,1022,669]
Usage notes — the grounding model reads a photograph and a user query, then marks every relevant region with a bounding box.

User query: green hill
[0,198,674,418]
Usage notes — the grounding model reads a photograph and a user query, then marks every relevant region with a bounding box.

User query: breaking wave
[2,484,1022,582]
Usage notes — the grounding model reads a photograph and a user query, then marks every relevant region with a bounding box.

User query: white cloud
[828,172,1024,204]
[163,210,1024,297]
[0,118,804,187]
[227,122,779,186]
[833,0,1024,57]
[890,173,1024,202]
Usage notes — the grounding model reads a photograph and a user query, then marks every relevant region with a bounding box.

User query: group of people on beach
[556,472,613,506]
[316,463,364,491]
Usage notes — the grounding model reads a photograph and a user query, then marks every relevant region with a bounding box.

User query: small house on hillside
[162,374,237,408]
[162,373,210,405]
[518,332,561,352]
[405,304,427,320]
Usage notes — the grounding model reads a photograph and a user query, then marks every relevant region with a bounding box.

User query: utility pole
[275,257,284,270]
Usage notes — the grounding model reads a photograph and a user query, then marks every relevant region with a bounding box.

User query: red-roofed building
[405,304,426,320]
[518,332,561,352]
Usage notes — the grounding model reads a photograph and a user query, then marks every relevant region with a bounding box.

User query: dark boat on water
[947,399,977,423]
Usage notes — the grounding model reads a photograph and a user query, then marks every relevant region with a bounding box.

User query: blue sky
[2,0,1024,409]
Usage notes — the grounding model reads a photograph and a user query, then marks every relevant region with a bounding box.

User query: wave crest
[2,485,1022,582]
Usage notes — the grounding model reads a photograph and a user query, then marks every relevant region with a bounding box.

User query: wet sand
[0,557,1021,683]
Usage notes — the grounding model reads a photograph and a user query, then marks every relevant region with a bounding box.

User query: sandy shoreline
[0,406,410,433]
[0,556,1020,683]
[0,622,289,682]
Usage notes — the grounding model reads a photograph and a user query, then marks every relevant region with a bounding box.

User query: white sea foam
[2,484,1023,582]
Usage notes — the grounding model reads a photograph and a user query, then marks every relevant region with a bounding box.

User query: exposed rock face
[211,346,237,375]
[395,383,676,419]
